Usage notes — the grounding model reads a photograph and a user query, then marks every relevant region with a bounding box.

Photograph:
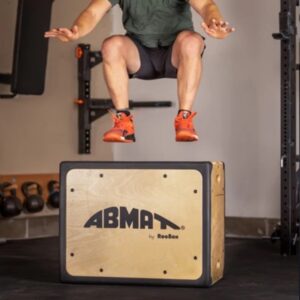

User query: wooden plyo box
[60,162,225,287]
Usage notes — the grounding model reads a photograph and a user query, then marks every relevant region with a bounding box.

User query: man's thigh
[126,34,177,80]
[125,34,158,80]
[103,34,141,75]
[122,35,142,74]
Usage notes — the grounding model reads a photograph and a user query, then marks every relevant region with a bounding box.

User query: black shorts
[127,33,205,80]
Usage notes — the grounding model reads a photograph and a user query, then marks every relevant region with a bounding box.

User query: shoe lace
[109,110,132,129]
[176,112,197,129]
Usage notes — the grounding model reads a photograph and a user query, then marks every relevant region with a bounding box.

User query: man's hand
[202,19,235,39]
[44,25,80,42]
[44,0,112,42]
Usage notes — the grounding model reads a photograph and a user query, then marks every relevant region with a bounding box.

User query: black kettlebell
[0,182,22,218]
[22,182,44,213]
[47,180,60,209]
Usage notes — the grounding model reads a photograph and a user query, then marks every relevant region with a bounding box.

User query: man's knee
[177,32,205,57]
[101,35,125,61]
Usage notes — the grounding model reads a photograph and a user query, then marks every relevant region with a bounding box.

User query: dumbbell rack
[273,0,299,255]
[75,44,172,154]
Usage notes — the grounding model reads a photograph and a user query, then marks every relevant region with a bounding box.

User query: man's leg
[101,35,140,143]
[171,31,205,111]
[171,31,205,141]
[101,35,141,110]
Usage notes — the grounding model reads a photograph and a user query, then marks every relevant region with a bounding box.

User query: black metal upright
[273,0,299,255]
[77,44,92,154]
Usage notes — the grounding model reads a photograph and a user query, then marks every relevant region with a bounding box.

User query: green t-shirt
[108,0,194,48]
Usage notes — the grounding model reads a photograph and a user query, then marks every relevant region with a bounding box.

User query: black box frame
[60,161,221,287]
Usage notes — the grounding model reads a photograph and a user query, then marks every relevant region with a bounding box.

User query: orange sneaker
[103,112,136,143]
[175,111,199,142]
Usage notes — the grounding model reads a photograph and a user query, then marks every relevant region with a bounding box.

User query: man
[45,0,234,143]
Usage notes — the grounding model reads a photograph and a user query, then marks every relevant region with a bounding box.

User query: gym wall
[111,0,281,220]
[0,0,113,174]
[0,0,280,239]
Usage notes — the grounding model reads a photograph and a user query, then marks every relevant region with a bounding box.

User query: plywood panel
[210,162,225,283]
[66,169,203,280]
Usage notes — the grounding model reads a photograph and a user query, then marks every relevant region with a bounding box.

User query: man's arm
[45,0,113,42]
[188,0,235,39]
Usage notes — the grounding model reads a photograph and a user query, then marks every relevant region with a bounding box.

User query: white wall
[112,1,281,218]
[0,0,114,174]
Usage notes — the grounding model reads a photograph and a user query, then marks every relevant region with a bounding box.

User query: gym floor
[0,238,298,300]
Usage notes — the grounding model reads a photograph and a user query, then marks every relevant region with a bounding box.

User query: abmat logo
[84,206,181,230]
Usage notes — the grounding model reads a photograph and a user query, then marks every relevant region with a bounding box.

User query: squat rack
[75,44,172,154]
[273,0,299,255]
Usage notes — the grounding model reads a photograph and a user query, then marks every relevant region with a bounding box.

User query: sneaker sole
[103,133,136,143]
[176,131,199,142]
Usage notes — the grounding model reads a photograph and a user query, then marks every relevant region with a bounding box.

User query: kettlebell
[22,182,44,213]
[47,180,60,209]
[0,182,22,218]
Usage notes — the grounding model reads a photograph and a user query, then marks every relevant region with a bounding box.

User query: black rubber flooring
[0,238,298,300]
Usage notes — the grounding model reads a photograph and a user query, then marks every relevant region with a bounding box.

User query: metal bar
[130,101,172,108]
[278,0,297,255]
[89,51,103,68]
[77,44,92,154]
[89,99,172,123]
[89,99,172,110]
[90,99,115,110]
